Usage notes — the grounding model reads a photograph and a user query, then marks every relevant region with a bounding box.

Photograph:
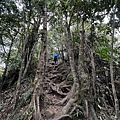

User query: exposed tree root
[58,82,79,103]
[54,82,79,117]
[51,83,68,97]
[70,103,83,114]
[55,114,72,120]
[62,83,79,114]
[62,98,77,114]
[49,80,71,96]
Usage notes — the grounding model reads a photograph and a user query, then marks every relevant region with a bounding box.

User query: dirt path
[0,62,71,120]
[43,63,71,120]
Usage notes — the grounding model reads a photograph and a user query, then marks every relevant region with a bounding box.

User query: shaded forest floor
[0,62,75,120]
[42,62,72,120]
[0,60,120,120]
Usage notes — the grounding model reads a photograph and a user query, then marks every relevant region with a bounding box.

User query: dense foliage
[0,0,120,120]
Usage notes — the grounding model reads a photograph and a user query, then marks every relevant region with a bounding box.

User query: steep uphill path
[0,62,73,120]
[42,62,72,120]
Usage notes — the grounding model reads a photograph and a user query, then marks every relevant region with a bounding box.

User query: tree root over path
[50,82,71,97]
[57,82,79,115]
[55,114,72,120]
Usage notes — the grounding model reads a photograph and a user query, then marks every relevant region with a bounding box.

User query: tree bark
[110,0,119,119]
[14,13,41,111]
[29,3,47,120]
[61,16,79,114]
[2,33,16,87]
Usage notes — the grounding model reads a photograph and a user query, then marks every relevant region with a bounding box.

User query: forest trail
[42,62,72,120]
[0,62,72,120]
[1,59,120,120]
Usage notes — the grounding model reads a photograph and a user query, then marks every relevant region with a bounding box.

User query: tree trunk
[61,21,79,114]
[14,14,41,111]
[14,36,29,110]
[29,3,47,120]
[61,44,64,62]
[110,0,119,119]
[78,20,85,88]
[22,42,36,79]
[2,34,15,87]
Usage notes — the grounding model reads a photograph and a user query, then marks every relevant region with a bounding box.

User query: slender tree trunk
[14,3,31,110]
[22,43,36,79]
[14,36,28,110]
[61,22,79,114]
[14,18,41,111]
[110,0,119,119]
[89,55,98,120]
[78,20,85,87]
[85,12,99,119]
[61,44,64,62]
[2,34,14,86]
[0,31,7,55]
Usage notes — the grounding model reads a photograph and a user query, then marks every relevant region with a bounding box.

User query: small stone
[45,109,55,118]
